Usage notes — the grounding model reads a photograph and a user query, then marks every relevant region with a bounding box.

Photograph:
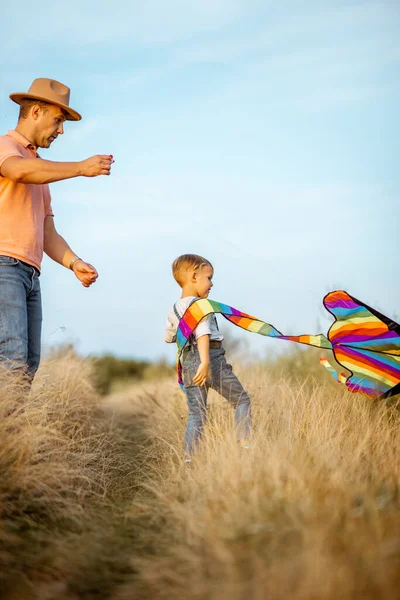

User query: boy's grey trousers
[181,345,252,454]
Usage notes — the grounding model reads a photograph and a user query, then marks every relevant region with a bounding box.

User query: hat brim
[9,93,82,121]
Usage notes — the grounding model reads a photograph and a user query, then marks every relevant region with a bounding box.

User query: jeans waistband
[183,340,222,354]
[19,259,40,277]
[0,255,40,277]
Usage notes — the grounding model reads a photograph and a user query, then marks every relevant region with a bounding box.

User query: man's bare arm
[43,216,98,287]
[0,154,113,184]
[43,215,77,267]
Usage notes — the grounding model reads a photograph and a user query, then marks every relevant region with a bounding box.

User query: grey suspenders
[173,300,219,348]
[173,303,181,321]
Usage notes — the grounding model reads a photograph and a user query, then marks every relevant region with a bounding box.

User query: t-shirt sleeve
[194,315,213,339]
[0,137,24,171]
[164,316,177,343]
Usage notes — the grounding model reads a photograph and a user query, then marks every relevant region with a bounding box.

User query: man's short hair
[18,98,65,120]
[172,254,213,286]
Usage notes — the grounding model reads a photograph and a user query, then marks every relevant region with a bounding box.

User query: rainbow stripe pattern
[175,292,400,400]
[322,291,400,399]
[319,357,347,384]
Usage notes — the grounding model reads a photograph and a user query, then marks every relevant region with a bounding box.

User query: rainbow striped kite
[323,291,400,399]
[175,290,400,400]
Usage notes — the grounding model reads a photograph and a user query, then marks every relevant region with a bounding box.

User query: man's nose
[57,123,64,135]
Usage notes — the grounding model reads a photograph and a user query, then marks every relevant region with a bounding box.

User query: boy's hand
[193,362,210,387]
[194,335,210,386]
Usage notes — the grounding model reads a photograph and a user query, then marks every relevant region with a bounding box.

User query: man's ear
[31,104,42,121]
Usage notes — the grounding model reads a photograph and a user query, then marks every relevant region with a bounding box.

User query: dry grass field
[1,351,399,600]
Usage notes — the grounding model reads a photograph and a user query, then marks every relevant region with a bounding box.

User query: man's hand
[193,362,210,387]
[1,155,115,184]
[72,260,98,288]
[79,155,114,177]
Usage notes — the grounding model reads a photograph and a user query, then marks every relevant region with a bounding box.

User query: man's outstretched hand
[80,155,114,177]
[72,260,98,288]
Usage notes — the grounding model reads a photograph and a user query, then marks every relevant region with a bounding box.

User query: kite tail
[174,294,400,400]
[320,356,347,384]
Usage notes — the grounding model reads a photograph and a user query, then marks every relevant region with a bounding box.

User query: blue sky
[1,0,399,362]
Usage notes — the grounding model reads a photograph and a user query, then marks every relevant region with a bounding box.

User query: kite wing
[323,291,400,399]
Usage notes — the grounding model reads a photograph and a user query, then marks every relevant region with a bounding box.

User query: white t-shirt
[164,296,224,344]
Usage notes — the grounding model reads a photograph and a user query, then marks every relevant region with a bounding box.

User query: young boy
[165,254,252,462]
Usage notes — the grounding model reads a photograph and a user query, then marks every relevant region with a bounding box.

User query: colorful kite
[322,291,400,400]
[175,291,400,400]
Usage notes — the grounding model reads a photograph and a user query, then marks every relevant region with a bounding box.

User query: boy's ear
[192,271,197,282]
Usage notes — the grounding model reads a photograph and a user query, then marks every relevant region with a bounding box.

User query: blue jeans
[182,346,252,454]
[0,256,42,379]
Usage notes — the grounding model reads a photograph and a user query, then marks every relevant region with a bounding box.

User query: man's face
[34,104,66,148]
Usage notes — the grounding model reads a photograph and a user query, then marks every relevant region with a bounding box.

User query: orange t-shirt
[0,130,54,272]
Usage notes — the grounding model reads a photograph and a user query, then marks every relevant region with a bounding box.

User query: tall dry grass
[117,362,400,600]
[0,352,399,599]
[0,354,155,599]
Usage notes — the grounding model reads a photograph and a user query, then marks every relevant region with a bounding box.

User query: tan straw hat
[9,78,82,121]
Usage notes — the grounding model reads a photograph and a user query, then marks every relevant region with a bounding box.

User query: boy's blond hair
[172,254,213,287]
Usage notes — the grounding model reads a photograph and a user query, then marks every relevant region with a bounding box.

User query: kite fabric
[322,290,400,400]
[175,291,400,401]
[319,357,347,384]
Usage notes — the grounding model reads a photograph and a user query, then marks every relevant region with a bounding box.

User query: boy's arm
[0,154,112,184]
[193,334,210,386]
[164,316,177,343]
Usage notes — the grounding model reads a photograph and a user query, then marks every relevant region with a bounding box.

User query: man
[0,77,113,379]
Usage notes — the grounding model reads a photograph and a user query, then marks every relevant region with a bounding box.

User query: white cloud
[2,0,265,50]
[66,118,100,144]
[69,215,193,244]
[1,0,398,120]
[105,216,190,241]
[3,1,397,68]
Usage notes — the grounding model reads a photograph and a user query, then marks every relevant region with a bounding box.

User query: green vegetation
[92,354,175,395]
[47,344,174,395]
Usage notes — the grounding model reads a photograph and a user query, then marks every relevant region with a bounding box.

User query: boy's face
[193,265,214,298]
